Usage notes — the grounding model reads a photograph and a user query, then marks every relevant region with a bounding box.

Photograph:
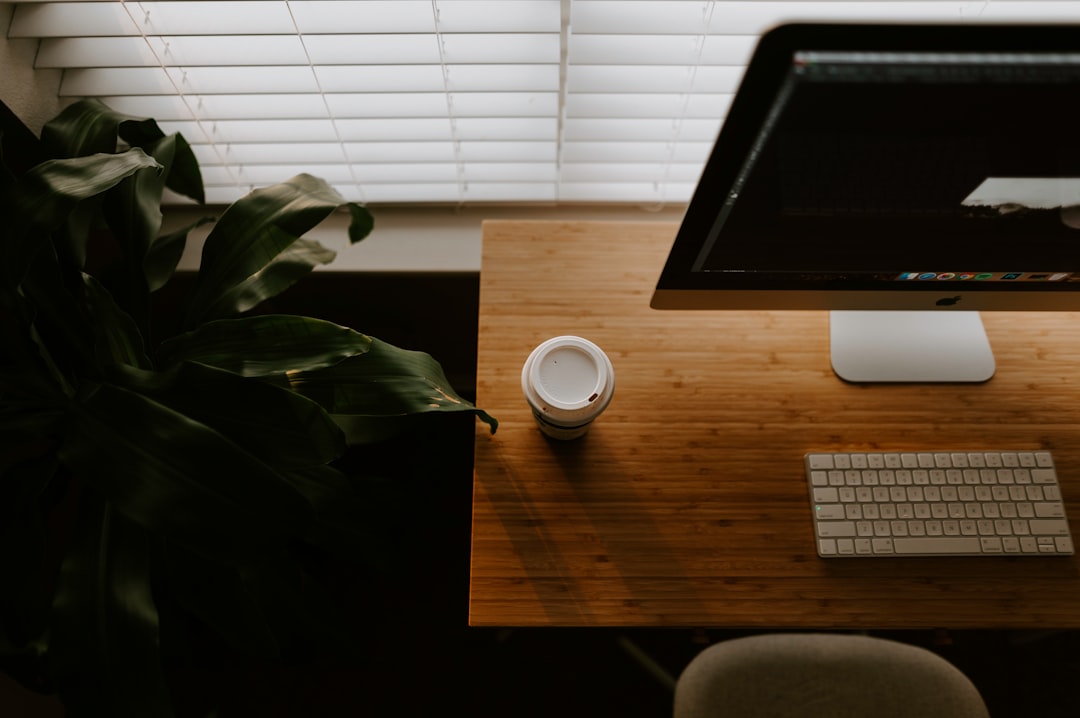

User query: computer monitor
[650,23,1080,383]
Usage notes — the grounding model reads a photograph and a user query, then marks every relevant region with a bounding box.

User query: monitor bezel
[651,22,1080,312]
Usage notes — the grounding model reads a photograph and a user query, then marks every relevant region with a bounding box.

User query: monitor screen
[651,23,1080,314]
[652,22,1080,380]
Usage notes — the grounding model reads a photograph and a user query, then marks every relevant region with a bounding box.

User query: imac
[651,23,1080,383]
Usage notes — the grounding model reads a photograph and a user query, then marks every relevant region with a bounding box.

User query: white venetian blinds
[7,0,1080,205]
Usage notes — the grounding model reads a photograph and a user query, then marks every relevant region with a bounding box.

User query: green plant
[0,99,495,715]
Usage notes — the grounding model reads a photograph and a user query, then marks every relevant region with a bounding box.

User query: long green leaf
[18,152,161,215]
[0,415,62,507]
[0,504,51,673]
[5,150,162,290]
[184,174,372,326]
[345,202,375,244]
[103,131,205,293]
[109,361,346,469]
[118,116,204,204]
[0,450,57,671]
[83,274,151,370]
[281,465,402,567]
[41,98,204,204]
[194,236,338,321]
[98,135,178,335]
[59,382,316,564]
[17,245,98,392]
[164,544,282,658]
[40,99,126,158]
[285,338,498,435]
[40,100,167,274]
[0,290,72,405]
[102,133,172,262]
[158,314,372,377]
[49,497,173,717]
[144,216,215,293]
[230,548,355,657]
[167,543,354,661]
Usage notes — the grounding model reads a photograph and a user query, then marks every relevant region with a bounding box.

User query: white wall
[0,3,60,134]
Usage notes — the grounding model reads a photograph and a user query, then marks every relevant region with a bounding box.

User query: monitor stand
[829,310,995,383]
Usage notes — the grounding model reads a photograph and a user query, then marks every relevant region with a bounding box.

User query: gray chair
[673,633,991,718]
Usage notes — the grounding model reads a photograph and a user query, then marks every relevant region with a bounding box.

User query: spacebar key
[892,537,982,555]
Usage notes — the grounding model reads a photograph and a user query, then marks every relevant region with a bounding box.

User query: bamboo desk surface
[469,220,1080,629]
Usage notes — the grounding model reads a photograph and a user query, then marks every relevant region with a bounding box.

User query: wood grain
[470,220,1080,628]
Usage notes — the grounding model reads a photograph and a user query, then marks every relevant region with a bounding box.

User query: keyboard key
[1030,519,1070,536]
[1033,469,1057,484]
[892,537,982,554]
[872,538,894,553]
[817,521,857,538]
[815,504,845,520]
[813,488,838,502]
[1035,502,1066,518]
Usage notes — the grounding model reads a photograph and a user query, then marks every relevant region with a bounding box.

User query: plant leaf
[40,99,126,159]
[4,150,162,290]
[144,216,215,293]
[41,98,204,204]
[170,544,354,660]
[164,544,282,658]
[15,244,99,392]
[281,465,402,567]
[230,548,355,657]
[285,338,498,436]
[39,100,137,271]
[0,449,57,676]
[118,117,204,204]
[194,237,338,321]
[59,381,316,564]
[102,134,172,262]
[99,131,208,337]
[19,152,162,216]
[109,361,346,469]
[0,505,51,682]
[0,412,63,471]
[346,202,375,244]
[98,134,185,333]
[0,289,74,405]
[83,273,151,370]
[184,174,370,326]
[49,497,173,717]
[158,314,372,377]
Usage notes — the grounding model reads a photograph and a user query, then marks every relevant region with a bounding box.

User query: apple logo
[936,296,962,307]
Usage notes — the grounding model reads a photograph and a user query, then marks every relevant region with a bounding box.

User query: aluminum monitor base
[829,310,995,383]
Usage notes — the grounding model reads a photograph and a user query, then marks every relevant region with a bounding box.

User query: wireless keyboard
[805,451,1074,557]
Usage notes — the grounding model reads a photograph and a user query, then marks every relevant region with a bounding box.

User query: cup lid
[522,336,614,421]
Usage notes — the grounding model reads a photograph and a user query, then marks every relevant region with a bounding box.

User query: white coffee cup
[521,336,615,440]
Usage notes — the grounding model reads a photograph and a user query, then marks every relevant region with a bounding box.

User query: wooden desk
[469,220,1080,629]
